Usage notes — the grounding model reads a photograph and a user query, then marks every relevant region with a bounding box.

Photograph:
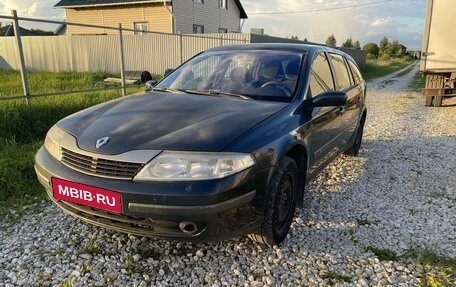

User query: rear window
[347,59,363,84]
[329,53,352,91]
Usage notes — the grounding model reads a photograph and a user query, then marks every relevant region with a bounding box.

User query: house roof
[54,0,248,18]
[234,0,248,18]
[54,0,170,8]
[1,24,39,36]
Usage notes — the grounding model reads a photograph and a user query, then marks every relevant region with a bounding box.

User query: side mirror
[312,91,347,107]
[145,80,158,91]
[164,68,174,76]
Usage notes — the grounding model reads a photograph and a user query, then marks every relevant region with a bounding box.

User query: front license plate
[51,178,122,213]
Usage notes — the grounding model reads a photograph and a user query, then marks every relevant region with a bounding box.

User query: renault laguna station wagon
[35,44,367,246]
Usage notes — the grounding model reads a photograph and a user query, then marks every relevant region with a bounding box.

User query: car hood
[58,91,288,154]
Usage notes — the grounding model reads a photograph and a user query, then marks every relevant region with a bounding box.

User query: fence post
[118,23,127,97]
[179,31,183,64]
[220,35,223,46]
[11,10,30,105]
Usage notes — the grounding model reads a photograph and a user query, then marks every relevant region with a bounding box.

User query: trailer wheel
[425,96,434,107]
[433,96,443,107]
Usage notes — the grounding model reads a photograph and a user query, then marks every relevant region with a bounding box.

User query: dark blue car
[35,43,367,246]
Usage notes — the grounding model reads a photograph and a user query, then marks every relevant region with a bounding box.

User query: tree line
[325,34,406,58]
[290,34,407,59]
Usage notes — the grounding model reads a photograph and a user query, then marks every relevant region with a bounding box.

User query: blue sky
[0,0,427,50]
[242,0,427,50]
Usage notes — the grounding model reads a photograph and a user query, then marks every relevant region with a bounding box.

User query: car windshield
[156,50,305,102]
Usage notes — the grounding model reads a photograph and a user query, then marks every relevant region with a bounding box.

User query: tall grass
[362,58,413,82]
[0,70,117,98]
[0,70,146,217]
[408,72,426,92]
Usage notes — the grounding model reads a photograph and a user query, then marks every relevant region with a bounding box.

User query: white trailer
[421,0,456,107]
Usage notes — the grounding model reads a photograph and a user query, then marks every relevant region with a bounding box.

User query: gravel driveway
[1,64,455,287]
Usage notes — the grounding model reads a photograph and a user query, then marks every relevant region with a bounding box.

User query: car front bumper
[35,146,271,241]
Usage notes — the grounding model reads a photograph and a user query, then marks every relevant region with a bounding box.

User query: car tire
[433,96,443,107]
[248,156,299,246]
[140,71,153,84]
[425,96,434,107]
[344,117,365,157]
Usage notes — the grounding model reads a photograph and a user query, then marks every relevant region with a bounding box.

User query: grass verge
[408,72,426,92]
[402,247,455,287]
[365,245,455,287]
[362,58,412,82]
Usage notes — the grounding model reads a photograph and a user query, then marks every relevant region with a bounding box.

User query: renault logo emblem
[96,137,110,148]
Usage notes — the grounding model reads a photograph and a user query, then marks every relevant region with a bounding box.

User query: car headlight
[44,125,67,160]
[134,151,255,181]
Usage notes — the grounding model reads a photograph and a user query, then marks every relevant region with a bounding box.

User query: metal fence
[0,11,248,104]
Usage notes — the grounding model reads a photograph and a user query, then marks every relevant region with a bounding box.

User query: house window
[219,28,228,33]
[219,0,228,9]
[134,22,148,35]
[194,0,204,4]
[193,24,204,34]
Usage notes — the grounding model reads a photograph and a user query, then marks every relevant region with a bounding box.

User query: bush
[378,55,391,62]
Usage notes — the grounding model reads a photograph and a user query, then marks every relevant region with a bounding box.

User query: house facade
[54,0,248,35]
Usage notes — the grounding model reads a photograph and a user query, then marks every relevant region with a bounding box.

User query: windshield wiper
[152,87,183,94]
[183,89,252,100]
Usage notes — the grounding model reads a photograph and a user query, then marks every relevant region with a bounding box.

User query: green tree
[363,42,379,57]
[325,34,336,47]
[379,36,389,56]
[290,35,298,40]
[354,40,361,50]
[342,37,353,48]
[387,39,403,57]
[303,37,308,42]
[30,29,55,36]
[0,22,4,37]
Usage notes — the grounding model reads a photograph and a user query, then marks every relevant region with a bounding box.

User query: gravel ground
[1,64,455,286]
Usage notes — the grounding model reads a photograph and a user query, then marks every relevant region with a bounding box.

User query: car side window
[347,59,363,84]
[309,52,334,98]
[329,53,352,91]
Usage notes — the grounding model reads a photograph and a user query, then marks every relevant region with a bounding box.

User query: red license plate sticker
[51,178,122,214]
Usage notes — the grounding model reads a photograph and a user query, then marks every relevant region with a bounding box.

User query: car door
[303,51,344,175]
[328,53,360,146]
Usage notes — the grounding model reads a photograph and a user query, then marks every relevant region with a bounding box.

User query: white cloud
[0,0,64,31]
[242,0,426,49]
[371,17,392,28]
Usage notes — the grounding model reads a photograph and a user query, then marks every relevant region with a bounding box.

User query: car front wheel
[248,156,299,246]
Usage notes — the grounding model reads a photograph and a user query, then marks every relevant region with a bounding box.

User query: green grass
[0,70,117,98]
[0,70,149,218]
[409,72,426,92]
[321,271,352,284]
[402,247,455,287]
[364,245,455,286]
[0,141,45,217]
[362,58,412,82]
[365,246,398,261]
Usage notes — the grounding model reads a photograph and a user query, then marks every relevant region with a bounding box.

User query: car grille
[61,147,144,180]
